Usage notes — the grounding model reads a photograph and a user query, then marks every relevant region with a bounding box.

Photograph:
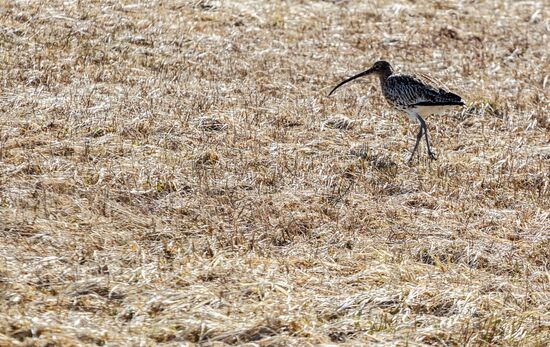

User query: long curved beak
[328,67,374,96]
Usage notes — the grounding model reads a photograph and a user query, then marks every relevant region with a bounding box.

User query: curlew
[329,61,464,162]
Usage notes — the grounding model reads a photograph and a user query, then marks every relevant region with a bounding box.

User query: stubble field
[0,0,549,345]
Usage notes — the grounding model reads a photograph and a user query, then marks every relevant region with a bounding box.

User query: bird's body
[329,61,464,161]
[382,74,464,115]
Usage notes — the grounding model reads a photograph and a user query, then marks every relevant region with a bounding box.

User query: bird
[328,61,465,162]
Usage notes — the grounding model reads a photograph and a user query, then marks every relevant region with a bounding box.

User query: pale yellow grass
[0,0,549,346]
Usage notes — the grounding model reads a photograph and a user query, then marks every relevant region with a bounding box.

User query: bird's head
[368,61,393,75]
[329,60,393,96]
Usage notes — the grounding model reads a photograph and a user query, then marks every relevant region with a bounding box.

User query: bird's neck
[378,69,393,85]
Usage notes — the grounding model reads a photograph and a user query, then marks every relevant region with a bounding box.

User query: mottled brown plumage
[329,61,465,161]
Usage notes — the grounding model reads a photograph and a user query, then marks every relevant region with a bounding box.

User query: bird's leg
[408,122,424,163]
[417,115,436,160]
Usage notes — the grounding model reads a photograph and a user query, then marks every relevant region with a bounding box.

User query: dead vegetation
[0,0,549,345]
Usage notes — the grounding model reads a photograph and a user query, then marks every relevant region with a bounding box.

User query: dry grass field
[1,0,549,345]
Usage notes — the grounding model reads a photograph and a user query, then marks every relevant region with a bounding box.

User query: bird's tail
[439,89,465,105]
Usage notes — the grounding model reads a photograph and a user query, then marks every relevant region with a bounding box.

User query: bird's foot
[407,153,417,165]
[427,151,437,161]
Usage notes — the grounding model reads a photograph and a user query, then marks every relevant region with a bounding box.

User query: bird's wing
[411,72,464,106]
[386,74,464,107]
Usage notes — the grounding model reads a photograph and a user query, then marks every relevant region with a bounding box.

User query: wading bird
[329,61,464,162]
